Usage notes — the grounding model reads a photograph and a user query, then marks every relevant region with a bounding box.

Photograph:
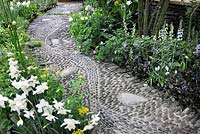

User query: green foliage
[71,1,200,110]
[28,41,43,48]
[95,29,127,63]
[70,9,119,54]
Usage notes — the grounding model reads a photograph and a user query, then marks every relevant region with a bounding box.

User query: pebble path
[28,2,200,134]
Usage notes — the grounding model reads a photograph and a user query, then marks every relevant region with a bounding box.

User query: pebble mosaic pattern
[28,2,200,134]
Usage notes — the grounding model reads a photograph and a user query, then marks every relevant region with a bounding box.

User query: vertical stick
[152,0,169,35]
[138,0,144,35]
[143,0,150,35]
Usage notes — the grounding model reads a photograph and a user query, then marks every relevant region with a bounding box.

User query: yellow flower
[114,0,120,6]
[72,129,84,134]
[55,70,61,76]
[44,67,50,72]
[40,73,47,78]
[78,70,85,79]
[78,75,85,79]
[78,106,89,116]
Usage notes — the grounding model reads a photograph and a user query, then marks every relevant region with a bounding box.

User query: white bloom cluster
[0,94,9,108]
[36,99,57,121]
[85,5,95,12]
[10,0,30,10]
[165,66,170,75]
[9,57,49,96]
[155,65,170,75]
[8,58,21,79]
[24,110,35,119]
[36,99,71,122]
[169,23,174,40]
[60,113,100,132]
[0,93,34,125]
[33,82,48,95]
[61,118,80,131]
[2,56,100,130]
[53,99,71,115]
[80,16,88,21]
[158,24,168,40]
[155,66,160,71]
[9,93,28,115]
[126,0,132,6]
[177,26,184,41]
[83,112,100,131]
[69,16,73,22]
[157,23,179,40]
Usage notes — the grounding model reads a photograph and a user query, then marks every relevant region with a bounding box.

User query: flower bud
[12,21,16,26]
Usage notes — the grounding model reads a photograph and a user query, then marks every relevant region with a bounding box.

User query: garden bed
[70,0,200,112]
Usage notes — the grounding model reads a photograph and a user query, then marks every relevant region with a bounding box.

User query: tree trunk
[143,0,150,35]
[138,0,144,35]
[152,0,170,35]
[148,0,161,33]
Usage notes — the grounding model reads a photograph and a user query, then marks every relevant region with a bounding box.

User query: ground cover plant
[70,0,200,111]
[0,0,99,133]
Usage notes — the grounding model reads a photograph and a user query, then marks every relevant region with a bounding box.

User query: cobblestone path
[28,2,200,134]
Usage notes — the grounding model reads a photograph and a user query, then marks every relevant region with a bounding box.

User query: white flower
[165,72,170,75]
[33,82,48,95]
[61,119,80,131]
[9,66,21,79]
[126,0,132,5]
[153,35,157,41]
[53,99,71,115]
[84,16,88,20]
[9,94,27,115]
[17,2,21,7]
[8,58,18,66]
[7,52,14,57]
[85,5,94,12]
[26,1,30,7]
[57,108,70,115]
[21,1,26,6]
[175,70,177,74]
[177,20,184,41]
[17,117,23,126]
[165,66,169,71]
[24,110,35,119]
[143,83,148,87]
[36,99,54,122]
[169,23,174,39]
[28,75,39,87]
[91,113,100,125]
[43,104,53,115]
[83,113,100,131]
[53,99,64,110]
[0,94,9,108]
[83,124,94,131]
[80,17,85,20]
[10,2,13,6]
[10,7,14,10]
[12,78,32,95]
[69,17,73,22]
[155,66,160,71]
[158,24,168,40]
[36,99,49,113]
[42,112,57,122]
[8,58,21,79]
[11,80,21,89]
